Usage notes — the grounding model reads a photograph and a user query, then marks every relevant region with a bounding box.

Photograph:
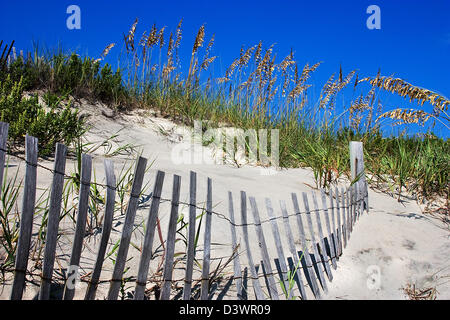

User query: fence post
[200,177,213,300]
[84,159,116,300]
[63,154,92,300]
[134,170,165,300]
[107,156,147,300]
[39,143,68,300]
[160,174,181,300]
[349,141,369,213]
[10,135,38,300]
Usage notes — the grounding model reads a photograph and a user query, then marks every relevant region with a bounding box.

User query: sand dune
[1,100,448,300]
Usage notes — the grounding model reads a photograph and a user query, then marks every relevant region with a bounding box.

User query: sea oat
[377,108,433,126]
[126,18,139,52]
[174,18,183,49]
[192,25,205,54]
[359,76,450,114]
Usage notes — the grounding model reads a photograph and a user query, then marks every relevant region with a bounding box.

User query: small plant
[0,75,85,156]
[279,252,304,300]
[105,239,134,300]
[292,134,346,189]
[402,283,437,300]
[2,46,129,107]
[0,159,22,268]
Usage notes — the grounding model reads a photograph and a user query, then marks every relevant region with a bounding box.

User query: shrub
[0,75,85,156]
[2,51,128,106]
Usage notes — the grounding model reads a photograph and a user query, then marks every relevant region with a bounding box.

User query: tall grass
[115,19,448,202]
[0,19,448,204]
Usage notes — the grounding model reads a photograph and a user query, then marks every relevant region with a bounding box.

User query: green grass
[0,27,448,296]
[0,73,85,156]
[0,23,448,205]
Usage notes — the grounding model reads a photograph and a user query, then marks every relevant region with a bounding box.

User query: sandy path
[1,101,448,300]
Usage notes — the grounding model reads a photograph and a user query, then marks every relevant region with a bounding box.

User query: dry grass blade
[403,283,437,300]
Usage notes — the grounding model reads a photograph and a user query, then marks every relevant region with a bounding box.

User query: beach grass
[0,19,448,204]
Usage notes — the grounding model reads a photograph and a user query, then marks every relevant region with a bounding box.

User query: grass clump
[1,43,129,107]
[0,74,84,156]
[1,18,449,204]
[115,19,448,203]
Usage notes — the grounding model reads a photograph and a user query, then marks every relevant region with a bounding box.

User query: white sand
[1,100,448,300]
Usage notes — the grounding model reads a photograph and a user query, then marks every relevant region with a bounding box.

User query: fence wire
[1,147,367,228]
[1,142,369,299]
[1,146,368,226]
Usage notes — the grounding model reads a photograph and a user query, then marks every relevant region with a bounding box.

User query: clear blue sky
[1,0,449,136]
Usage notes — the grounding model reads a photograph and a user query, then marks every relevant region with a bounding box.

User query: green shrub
[1,52,128,106]
[0,75,85,156]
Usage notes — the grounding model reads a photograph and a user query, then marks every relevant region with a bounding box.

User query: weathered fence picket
[353,186,356,223]
[350,141,368,212]
[320,189,337,270]
[0,122,9,196]
[341,187,347,247]
[182,171,197,300]
[311,191,334,279]
[84,159,116,300]
[240,191,265,300]
[10,135,38,300]
[279,200,307,300]
[300,193,329,293]
[347,186,353,235]
[341,188,350,242]
[160,174,181,300]
[328,190,337,256]
[40,143,68,300]
[107,156,147,300]
[265,198,291,299]
[302,192,333,284]
[291,193,321,298]
[358,182,365,217]
[227,191,244,300]
[249,197,279,300]
[334,187,343,256]
[63,154,92,300]
[134,170,165,300]
[354,186,358,222]
[200,177,213,300]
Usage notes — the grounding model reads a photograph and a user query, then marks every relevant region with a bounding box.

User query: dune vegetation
[0,19,448,207]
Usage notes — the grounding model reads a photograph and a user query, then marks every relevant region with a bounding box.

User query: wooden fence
[0,121,369,300]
